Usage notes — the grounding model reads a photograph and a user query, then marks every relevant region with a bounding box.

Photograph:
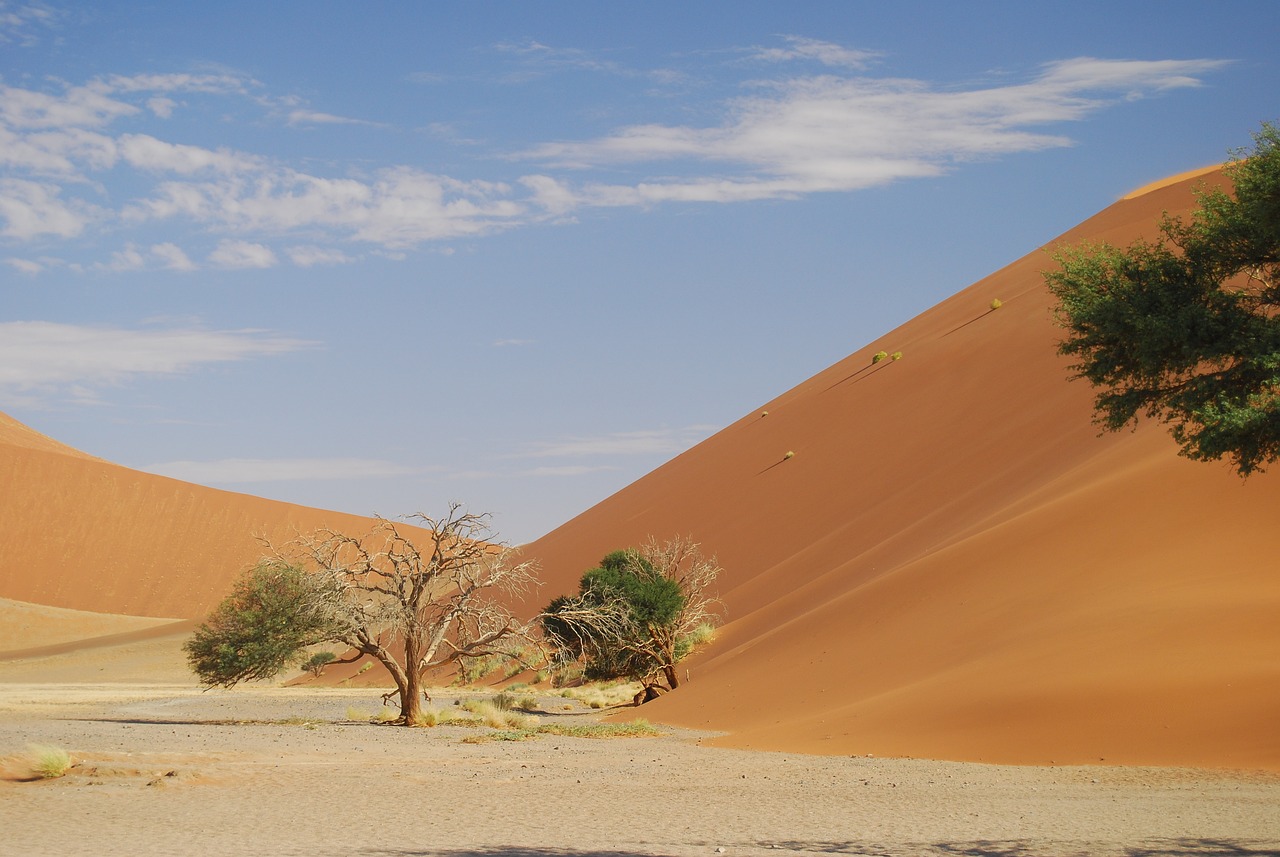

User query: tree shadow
[362,849,673,857]
[755,840,1280,857]
[943,307,998,337]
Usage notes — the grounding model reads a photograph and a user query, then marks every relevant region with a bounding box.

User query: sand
[2,680,1277,857]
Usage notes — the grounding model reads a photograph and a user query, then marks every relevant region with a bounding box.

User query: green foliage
[872,350,889,364]
[990,298,1003,310]
[302,650,337,677]
[184,561,342,688]
[1046,122,1280,475]
[545,550,683,683]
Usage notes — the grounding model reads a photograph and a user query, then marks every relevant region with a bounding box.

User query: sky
[2,1,1277,544]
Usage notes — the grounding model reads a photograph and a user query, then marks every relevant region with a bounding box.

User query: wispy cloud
[142,457,423,484]
[0,2,61,47]
[0,321,315,406]
[748,36,881,69]
[208,238,277,269]
[521,464,620,477]
[520,56,1231,202]
[520,425,719,458]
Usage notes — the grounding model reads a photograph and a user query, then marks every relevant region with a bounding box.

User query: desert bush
[891,351,903,361]
[344,706,372,722]
[28,744,72,779]
[990,298,1003,310]
[535,719,658,739]
[302,651,337,677]
[491,691,518,711]
[375,707,398,723]
[783,450,795,460]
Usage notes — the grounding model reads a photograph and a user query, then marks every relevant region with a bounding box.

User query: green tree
[184,561,342,687]
[543,537,721,698]
[1045,122,1280,474]
[185,505,541,725]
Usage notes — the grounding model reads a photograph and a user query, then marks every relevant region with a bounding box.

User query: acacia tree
[185,504,541,725]
[1045,121,1280,474]
[543,536,722,699]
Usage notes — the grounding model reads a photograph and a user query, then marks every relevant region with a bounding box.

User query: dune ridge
[521,167,1280,769]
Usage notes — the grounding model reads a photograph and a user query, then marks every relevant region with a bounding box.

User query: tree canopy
[1045,121,1280,474]
[543,537,721,697]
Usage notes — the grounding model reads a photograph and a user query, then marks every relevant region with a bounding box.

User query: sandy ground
[1,674,1277,857]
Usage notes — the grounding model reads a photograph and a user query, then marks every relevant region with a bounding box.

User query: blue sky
[2,1,1276,544]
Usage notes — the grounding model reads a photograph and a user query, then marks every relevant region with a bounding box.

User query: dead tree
[274,504,541,725]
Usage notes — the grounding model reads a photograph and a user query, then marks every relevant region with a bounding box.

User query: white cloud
[286,108,375,127]
[118,133,259,174]
[150,242,196,271]
[520,57,1230,203]
[0,321,314,404]
[97,242,146,272]
[5,256,43,274]
[749,36,880,69]
[286,244,354,267]
[0,178,96,238]
[208,239,277,269]
[521,425,719,458]
[147,96,177,118]
[142,457,420,484]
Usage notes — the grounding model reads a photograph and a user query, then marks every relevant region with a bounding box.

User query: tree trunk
[663,663,680,690]
[402,665,424,724]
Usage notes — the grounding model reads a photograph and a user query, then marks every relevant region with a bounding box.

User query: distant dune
[0,412,414,618]
[3,166,1277,769]
[521,167,1280,770]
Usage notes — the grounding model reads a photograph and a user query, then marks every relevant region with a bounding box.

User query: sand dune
[0,417,420,618]
[2,166,1277,770]
[521,167,1280,769]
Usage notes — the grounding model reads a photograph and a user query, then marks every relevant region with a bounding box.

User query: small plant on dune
[990,298,1003,310]
[302,651,337,677]
[871,350,889,364]
[783,450,795,460]
[28,744,72,779]
[891,351,903,361]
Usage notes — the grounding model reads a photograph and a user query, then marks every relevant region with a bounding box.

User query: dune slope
[523,168,1280,769]
[0,417,411,619]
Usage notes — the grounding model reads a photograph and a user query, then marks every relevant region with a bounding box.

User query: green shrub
[302,651,337,677]
[990,298,1003,310]
[871,350,889,364]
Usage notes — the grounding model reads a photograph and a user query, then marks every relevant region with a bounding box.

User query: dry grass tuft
[28,744,72,779]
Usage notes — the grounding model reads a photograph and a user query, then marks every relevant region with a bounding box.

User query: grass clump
[558,681,642,710]
[460,698,539,729]
[871,350,889,364]
[344,706,372,722]
[990,298,1003,310]
[28,744,73,779]
[375,707,398,723]
[536,719,659,739]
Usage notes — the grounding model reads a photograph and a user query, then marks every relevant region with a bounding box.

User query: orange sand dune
[0,419,419,619]
[522,167,1280,769]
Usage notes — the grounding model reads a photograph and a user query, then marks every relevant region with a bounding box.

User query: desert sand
[1,651,1277,857]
